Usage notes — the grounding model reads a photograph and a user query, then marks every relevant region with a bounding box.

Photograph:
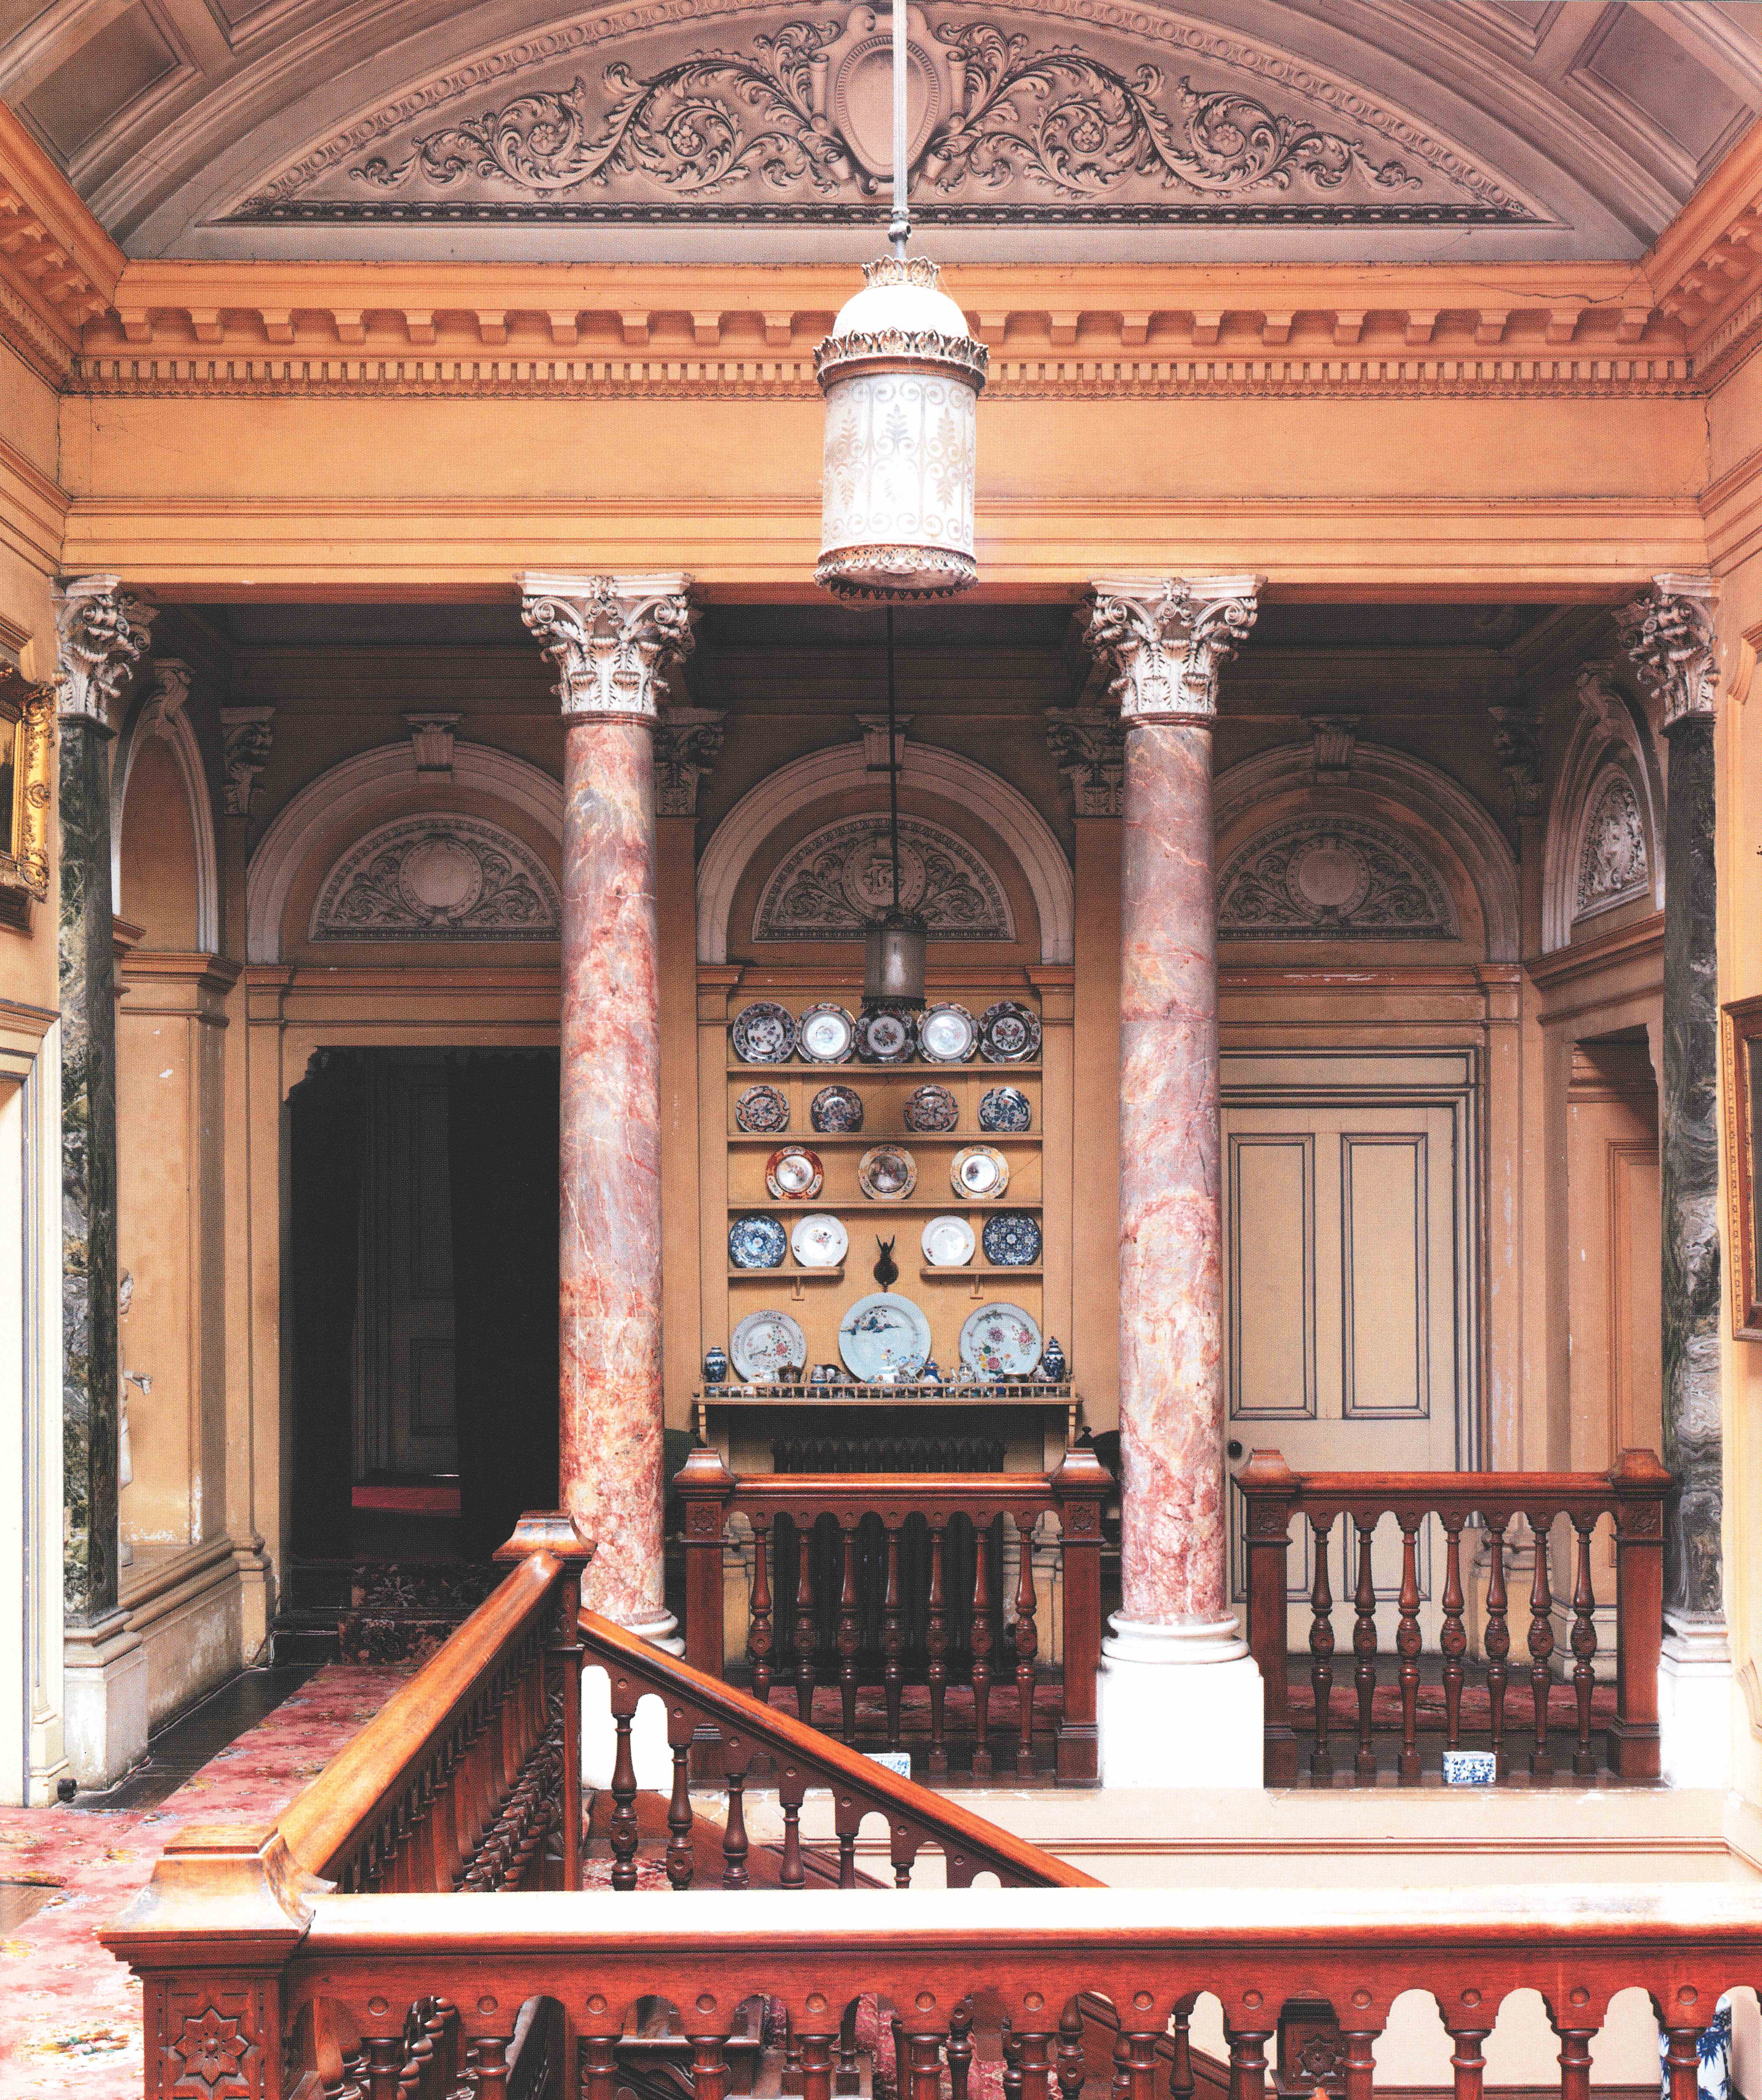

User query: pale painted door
[1221,1052,1474,1650]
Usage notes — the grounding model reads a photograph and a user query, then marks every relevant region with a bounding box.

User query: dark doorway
[288,1049,561,1567]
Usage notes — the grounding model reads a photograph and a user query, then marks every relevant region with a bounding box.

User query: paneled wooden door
[1221,1052,1478,1649]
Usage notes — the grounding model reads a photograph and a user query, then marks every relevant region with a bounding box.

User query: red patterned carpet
[0,1666,410,2100]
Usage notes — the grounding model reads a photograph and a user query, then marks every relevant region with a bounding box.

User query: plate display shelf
[715,976,1051,1400]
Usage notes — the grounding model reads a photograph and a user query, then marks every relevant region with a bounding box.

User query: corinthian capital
[1613,573,1717,730]
[518,572,697,721]
[53,574,155,726]
[653,707,726,816]
[1084,575,1262,723]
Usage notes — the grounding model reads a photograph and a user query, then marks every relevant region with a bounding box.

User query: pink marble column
[1085,575,1263,1786]
[520,573,696,1633]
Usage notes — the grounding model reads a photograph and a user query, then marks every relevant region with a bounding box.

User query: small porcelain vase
[703,1345,728,1386]
[1041,1335,1068,1382]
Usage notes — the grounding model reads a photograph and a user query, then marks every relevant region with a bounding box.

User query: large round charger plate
[791,1213,848,1268]
[958,1301,1043,1378]
[838,1292,933,1380]
[921,1214,977,1268]
[731,1309,807,1382]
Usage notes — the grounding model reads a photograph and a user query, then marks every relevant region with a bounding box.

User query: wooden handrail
[1237,1450,1670,1787]
[578,1605,1100,1890]
[678,1443,1110,1782]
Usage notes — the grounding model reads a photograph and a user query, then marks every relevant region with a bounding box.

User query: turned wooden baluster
[1570,1514,1599,1777]
[926,1521,950,1778]
[971,1526,995,1781]
[1169,2009,1195,2100]
[1527,1512,1556,1780]
[1353,1515,1379,1781]
[1445,2025,1490,2100]
[608,1703,639,1891]
[882,1520,906,1749]
[748,1517,774,1707]
[1557,2026,1594,2100]
[580,2035,619,2100]
[1441,1515,1468,1751]
[1397,1510,1424,1784]
[1228,2025,1272,2100]
[795,1520,819,1726]
[777,1758,806,1889]
[1002,2020,1023,2100]
[1485,1517,1510,1772]
[838,2004,861,2096]
[721,1729,752,1889]
[476,2035,512,2100]
[1120,2029,1160,2100]
[837,1521,861,1742]
[1013,1510,1040,1778]
[947,2004,975,2100]
[690,2035,730,2100]
[1111,2031,1129,2100]
[799,2030,836,2100]
[904,2032,946,2100]
[1056,2002,1086,2100]
[1310,1515,1336,1780]
[665,1730,694,1890]
[1341,2026,1378,2100]
[1016,2025,1056,2100]
[1663,2029,1708,2100]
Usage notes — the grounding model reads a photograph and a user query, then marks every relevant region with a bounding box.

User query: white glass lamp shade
[815,255,988,600]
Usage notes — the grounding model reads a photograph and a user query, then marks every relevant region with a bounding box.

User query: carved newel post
[1083,574,1267,1788]
[519,573,697,1655]
[55,574,155,1786]
[1615,572,1729,1788]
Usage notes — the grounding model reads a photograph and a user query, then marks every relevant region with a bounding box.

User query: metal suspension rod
[887,606,902,909]
[889,0,910,256]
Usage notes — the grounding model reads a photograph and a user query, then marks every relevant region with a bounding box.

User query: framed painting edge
[1722,993,1762,1340]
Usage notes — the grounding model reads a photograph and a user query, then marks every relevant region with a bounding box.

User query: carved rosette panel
[1217,815,1458,940]
[311,815,562,939]
[160,1986,271,2100]
[1574,766,1650,923]
[754,814,1014,941]
[227,4,1541,227]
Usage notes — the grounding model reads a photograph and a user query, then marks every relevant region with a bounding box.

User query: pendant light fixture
[814,2,988,600]
[862,606,928,1010]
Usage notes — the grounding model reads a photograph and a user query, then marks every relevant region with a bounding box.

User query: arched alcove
[1542,676,1663,953]
[113,694,218,953]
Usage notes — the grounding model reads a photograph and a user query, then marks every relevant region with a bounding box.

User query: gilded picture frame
[0,663,54,922]
[1722,993,1762,1340]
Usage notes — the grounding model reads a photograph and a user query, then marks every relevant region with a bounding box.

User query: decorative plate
[838,1292,933,1381]
[791,1213,848,1268]
[904,1083,959,1133]
[918,1003,978,1064]
[766,1146,824,1201]
[951,1144,1010,1200]
[959,1301,1043,1378]
[728,1213,787,1270]
[978,1085,1031,1134]
[921,1214,977,1268]
[731,1308,807,1383]
[977,1000,1041,1064]
[858,1143,918,1199]
[797,1003,857,1064]
[731,1001,798,1064]
[811,1083,865,1134]
[735,1083,790,1134]
[982,1212,1042,1267]
[857,1007,917,1063]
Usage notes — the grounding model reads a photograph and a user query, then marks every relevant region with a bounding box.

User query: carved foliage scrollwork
[312,816,562,940]
[1574,766,1649,921]
[1217,815,1458,941]
[0,664,55,902]
[754,814,1014,941]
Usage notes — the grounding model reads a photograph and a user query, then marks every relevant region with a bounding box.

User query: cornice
[0,101,125,366]
[1642,121,1762,378]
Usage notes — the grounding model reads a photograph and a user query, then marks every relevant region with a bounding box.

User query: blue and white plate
[728,1213,787,1269]
[735,1083,789,1134]
[731,1001,797,1064]
[983,1212,1042,1266]
[978,1085,1031,1133]
[838,1292,933,1381]
[977,1000,1040,1064]
[857,1008,916,1063]
[811,1084,864,1133]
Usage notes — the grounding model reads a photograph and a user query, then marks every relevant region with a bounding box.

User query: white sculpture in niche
[754,814,1014,942]
[1217,814,1458,940]
[1574,766,1649,922]
[311,815,561,939]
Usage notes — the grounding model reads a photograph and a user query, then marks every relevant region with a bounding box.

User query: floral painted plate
[766,1146,824,1200]
[918,1003,978,1063]
[978,1085,1031,1134]
[857,1008,917,1063]
[735,1083,790,1134]
[858,1143,917,1199]
[903,1083,959,1133]
[728,1213,787,1270]
[811,1083,864,1133]
[797,1003,857,1064]
[731,1001,798,1064]
[977,1000,1041,1064]
[982,1212,1042,1266]
[951,1144,1009,1200]
[791,1213,848,1268]
[958,1302,1043,1379]
[838,1292,933,1380]
[921,1214,977,1268]
[731,1308,807,1383]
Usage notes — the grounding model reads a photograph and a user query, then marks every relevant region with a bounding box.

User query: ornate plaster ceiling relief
[219,0,1544,227]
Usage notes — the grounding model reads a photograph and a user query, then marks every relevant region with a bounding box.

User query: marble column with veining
[54,576,153,1626]
[1086,575,1261,1638]
[520,573,696,1633]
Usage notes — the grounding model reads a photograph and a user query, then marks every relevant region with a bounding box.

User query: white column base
[1658,1615,1734,1790]
[61,1609,149,1789]
[583,1610,682,1790]
[1098,1614,1264,1789]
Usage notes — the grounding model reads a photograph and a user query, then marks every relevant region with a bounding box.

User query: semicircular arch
[1542,677,1663,953]
[112,682,219,954]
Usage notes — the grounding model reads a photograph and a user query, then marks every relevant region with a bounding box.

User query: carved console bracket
[53,575,154,728]
[1044,706,1126,817]
[404,710,461,780]
[1306,713,1358,780]
[1488,703,1545,824]
[654,706,726,816]
[219,706,276,818]
[518,571,697,721]
[141,658,193,740]
[1615,573,1719,730]
[1083,574,1262,723]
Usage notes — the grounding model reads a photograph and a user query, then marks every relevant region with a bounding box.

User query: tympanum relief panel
[1217,815,1459,942]
[753,813,1013,942]
[230,1,1541,226]
[1573,764,1650,926]
[310,815,561,940]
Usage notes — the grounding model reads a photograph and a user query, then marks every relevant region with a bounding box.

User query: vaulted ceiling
[2,0,1758,262]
